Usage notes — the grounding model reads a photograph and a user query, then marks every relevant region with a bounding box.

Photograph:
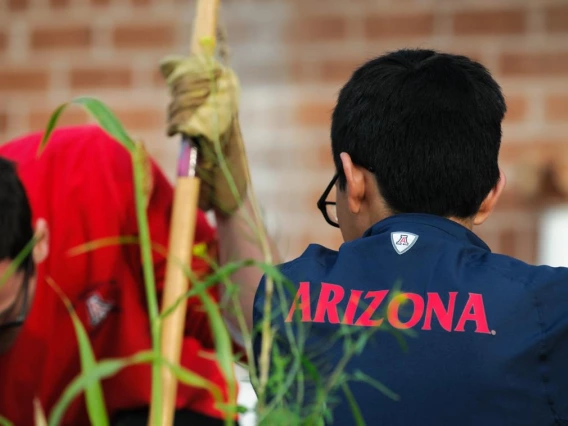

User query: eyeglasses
[317,173,339,228]
[0,260,33,333]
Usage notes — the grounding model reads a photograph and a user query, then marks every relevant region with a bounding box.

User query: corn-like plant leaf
[0,236,37,289]
[160,259,252,321]
[341,383,366,426]
[48,358,126,426]
[352,370,399,401]
[198,292,237,412]
[66,236,167,258]
[47,348,224,426]
[165,359,223,402]
[129,140,162,425]
[39,97,135,155]
[33,398,48,426]
[46,277,109,426]
[0,415,13,426]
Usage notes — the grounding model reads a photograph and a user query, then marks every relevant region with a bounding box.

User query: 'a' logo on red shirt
[86,292,114,327]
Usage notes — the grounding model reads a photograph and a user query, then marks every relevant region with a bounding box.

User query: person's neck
[370,208,474,230]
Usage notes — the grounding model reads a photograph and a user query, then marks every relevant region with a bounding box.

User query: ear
[32,218,49,265]
[473,169,506,226]
[340,152,366,214]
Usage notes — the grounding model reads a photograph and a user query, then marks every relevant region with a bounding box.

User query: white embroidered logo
[391,232,419,255]
[86,293,114,327]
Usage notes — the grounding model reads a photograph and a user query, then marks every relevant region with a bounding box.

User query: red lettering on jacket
[286,283,492,334]
[285,281,312,322]
[313,283,345,323]
[387,293,424,329]
[342,290,364,325]
[423,292,457,332]
[454,293,490,334]
[354,290,389,327]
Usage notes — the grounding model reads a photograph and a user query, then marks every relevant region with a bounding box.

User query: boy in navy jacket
[253,49,568,426]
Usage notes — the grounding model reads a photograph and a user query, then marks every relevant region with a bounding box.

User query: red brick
[29,107,90,131]
[70,68,132,89]
[320,58,363,83]
[500,52,568,76]
[317,143,334,168]
[296,101,334,127]
[31,26,92,50]
[8,0,28,10]
[287,16,348,42]
[364,13,434,39]
[453,9,526,35]
[504,94,527,122]
[152,68,166,87]
[0,69,49,91]
[114,108,166,130]
[545,94,568,121]
[0,32,7,53]
[112,24,176,49]
[49,0,70,7]
[545,5,568,33]
[291,60,314,83]
[0,111,7,134]
[498,228,518,257]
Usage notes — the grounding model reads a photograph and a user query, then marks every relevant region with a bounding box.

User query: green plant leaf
[66,236,168,258]
[46,277,109,426]
[198,292,237,411]
[352,370,399,401]
[0,236,37,289]
[48,358,126,426]
[33,398,48,426]
[39,97,135,155]
[37,103,68,156]
[341,383,366,426]
[48,350,226,426]
[0,415,13,426]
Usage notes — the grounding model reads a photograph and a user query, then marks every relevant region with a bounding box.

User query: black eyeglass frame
[0,260,33,332]
[317,173,340,228]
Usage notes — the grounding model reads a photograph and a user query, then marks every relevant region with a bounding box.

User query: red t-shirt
[0,125,233,425]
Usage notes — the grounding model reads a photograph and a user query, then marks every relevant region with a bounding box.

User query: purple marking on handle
[177,141,191,177]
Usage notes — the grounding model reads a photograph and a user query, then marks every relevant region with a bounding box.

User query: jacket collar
[362,213,491,252]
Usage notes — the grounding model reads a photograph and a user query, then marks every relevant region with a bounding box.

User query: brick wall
[1,0,567,263]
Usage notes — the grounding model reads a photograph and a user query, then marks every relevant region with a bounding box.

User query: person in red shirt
[0,124,270,425]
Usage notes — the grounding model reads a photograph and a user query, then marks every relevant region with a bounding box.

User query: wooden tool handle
[191,0,221,54]
[151,1,221,426]
[156,177,200,426]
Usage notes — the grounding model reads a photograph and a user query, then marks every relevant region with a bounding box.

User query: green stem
[131,145,162,425]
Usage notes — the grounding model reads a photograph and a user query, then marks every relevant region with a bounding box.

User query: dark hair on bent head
[0,157,34,272]
[331,48,506,219]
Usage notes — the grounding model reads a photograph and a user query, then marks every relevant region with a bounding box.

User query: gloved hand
[159,54,249,216]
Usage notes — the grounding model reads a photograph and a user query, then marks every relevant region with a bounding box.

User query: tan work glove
[160,54,249,216]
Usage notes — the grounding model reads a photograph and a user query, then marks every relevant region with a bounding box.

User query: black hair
[0,157,34,271]
[331,48,505,219]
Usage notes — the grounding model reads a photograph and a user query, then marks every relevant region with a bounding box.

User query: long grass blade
[0,236,37,289]
[341,383,366,426]
[38,97,135,156]
[352,370,399,402]
[33,399,48,426]
[0,416,13,426]
[46,277,109,426]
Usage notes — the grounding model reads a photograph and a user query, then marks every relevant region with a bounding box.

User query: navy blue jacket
[252,214,568,426]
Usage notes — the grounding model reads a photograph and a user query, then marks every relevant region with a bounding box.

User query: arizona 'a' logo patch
[391,232,419,255]
[86,292,114,327]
